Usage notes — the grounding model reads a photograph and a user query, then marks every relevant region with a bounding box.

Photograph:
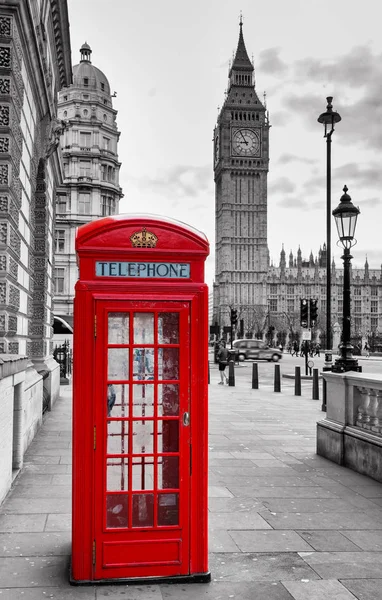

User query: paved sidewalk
[1,369,382,599]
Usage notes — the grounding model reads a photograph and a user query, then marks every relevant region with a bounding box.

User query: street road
[210,351,382,393]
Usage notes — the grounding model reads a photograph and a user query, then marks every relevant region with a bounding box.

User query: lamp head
[318,96,342,137]
[332,185,360,249]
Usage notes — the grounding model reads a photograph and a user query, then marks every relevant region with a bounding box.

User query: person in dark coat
[217,342,229,385]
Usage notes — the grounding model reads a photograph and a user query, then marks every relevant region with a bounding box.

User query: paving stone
[0,532,70,557]
[0,588,96,599]
[9,485,71,499]
[0,514,46,533]
[297,530,362,551]
[261,498,377,514]
[0,555,68,587]
[2,498,71,514]
[98,585,163,599]
[341,579,382,600]
[230,529,314,552]
[282,579,358,600]
[209,528,240,552]
[45,514,71,532]
[227,486,336,499]
[208,497,265,513]
[209,511,272,530]
[341,529,382,550]
[262,511,382,530]
[209,552,320,582]
[13,473,53,486]
[347,486,382,498]
[160,581,294,599]
[23,456,61,465]
[208,486,234,498]
[299,551,382,578]
[21,464,70,475]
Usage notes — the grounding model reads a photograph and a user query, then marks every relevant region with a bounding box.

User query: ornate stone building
[54,43,123,322]
[0,0,71,502]
[212,21,382,349]
[213,20,270,326]
[266,246,382,350]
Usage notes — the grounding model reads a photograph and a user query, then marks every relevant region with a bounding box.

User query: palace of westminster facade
[212,22,382,348]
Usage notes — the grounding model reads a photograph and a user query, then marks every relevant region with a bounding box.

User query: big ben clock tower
[213,19,270,331]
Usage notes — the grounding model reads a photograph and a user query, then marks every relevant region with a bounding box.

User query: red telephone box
[71,215,210,584]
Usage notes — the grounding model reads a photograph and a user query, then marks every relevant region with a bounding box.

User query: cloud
[269,176,296,194]
[359,197,382,208]
[258,47,288,75]
[276,196,309,208]
[265,45,382,149]
[278,153,317,165]
[293,46,381,88]
[133,165,213,198]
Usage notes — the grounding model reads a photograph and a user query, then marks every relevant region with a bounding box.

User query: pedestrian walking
[364,342,370,358]
[217,341,229,384]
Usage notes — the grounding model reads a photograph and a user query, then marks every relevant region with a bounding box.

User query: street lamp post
[318,97,341,410]
[332,185,362,373]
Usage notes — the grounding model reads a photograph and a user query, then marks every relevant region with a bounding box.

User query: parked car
[232,339,282,362]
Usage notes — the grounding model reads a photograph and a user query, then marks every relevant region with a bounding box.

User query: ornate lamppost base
[331,358,362,373]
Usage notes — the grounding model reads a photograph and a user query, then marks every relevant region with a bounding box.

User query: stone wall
[0,355,42,504]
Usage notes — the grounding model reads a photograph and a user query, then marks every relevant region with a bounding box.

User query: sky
[67,0,382,288]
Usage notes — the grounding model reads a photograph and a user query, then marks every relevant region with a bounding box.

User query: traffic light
[230,308,238,327]
[300,298,308,328]
[310,299,318,326]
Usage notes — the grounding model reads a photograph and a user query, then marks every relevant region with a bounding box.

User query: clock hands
[240,131,248,145]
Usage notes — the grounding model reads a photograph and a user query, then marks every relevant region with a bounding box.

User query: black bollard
[274,364,281,392]
[228,360,235,387]
[312,368,319,400]
[294,366,301,396]
[252,363,259,389]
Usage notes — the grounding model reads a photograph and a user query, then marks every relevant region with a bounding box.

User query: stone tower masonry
[213,20,270,328]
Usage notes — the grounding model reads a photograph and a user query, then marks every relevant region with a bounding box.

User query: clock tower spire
[213,20,270,332]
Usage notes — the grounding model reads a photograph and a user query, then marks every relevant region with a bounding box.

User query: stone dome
[72,42,111,96]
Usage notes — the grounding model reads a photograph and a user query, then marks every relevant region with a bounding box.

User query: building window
[270,284,277,296]
[305,286,311,298]
[371,317,378,329]
[54,268,65,293]
[101,195,116,216]
[83,77,89,86]
[78,193,91,214]
[321,287,326,296]
[101,82,105,90]
[56,197,67,213]
[101,163,107,180]
[107,166,114,182]
[54,229,65,253]
[287,299,294,312]
[79,160,91,177]
[287,286,294,296]
[338,299,343,313]
[354,300,362,313]
[321,300,326,312]
[371,287,378,296]
[269,298,277,312]
[371,300,378,313]
[103,137,110,150]
[353,287,361,296]
[80,131,91,148]
[353,317,362,332]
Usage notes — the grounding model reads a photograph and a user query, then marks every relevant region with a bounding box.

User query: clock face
[232,129,260,156]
